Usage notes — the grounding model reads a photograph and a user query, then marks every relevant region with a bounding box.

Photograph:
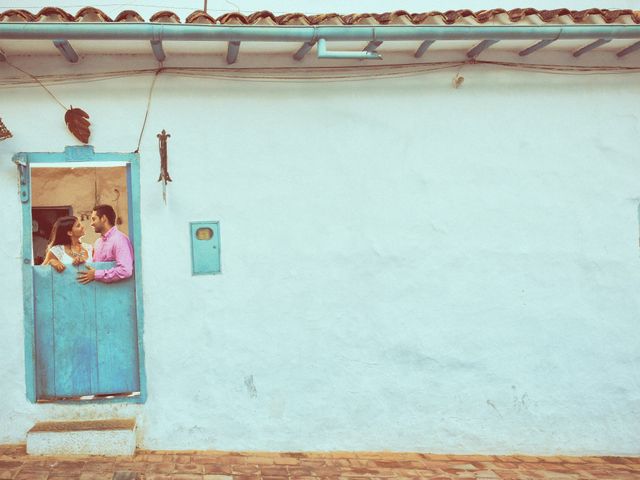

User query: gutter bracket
[293,28,317,62]
[293,41,316,61]
[617,40,640,57]
[227,41,240,64]
[414,40,435,58]
[150,39,165,62]
[364,40,383,53]
[467,39,499,58]
[52,39,78,63]
[519,39,556,56]
[573,38,612,57]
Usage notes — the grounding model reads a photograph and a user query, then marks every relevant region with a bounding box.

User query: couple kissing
[42,204,133,285]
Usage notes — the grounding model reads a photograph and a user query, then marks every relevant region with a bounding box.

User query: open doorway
[15,147,145,404]
[30,166,129,264]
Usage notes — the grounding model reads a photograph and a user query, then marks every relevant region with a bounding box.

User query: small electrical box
[190,221,220,275]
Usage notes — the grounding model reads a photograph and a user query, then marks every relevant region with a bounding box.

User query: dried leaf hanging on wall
[64,106,91,144]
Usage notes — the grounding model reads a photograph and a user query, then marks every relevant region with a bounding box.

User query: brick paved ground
[0,445,638,480]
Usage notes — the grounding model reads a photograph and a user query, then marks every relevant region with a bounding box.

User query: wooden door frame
[13,145,147,404]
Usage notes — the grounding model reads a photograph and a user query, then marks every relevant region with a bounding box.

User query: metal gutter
[3,24,640,61]
[1,24,640,42]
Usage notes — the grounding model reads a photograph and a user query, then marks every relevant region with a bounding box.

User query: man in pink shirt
[77,204,134,284]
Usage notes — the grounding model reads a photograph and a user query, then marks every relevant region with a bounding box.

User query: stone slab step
[27,418,136,456]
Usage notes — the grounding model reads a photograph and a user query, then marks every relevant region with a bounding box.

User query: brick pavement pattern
[0,445,638,480]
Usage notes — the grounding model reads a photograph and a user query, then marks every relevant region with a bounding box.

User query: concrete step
[27,418,136,456]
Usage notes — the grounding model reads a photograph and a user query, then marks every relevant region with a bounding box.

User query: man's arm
[95,236,133,283]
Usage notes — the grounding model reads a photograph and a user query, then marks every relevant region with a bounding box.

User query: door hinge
[12,154,29,203]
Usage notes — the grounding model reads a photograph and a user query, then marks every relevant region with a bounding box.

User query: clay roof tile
[75,7,113,22]
[339,13,376,25]
[275,13,310,26]
[601,8,633,23]
[0,9,36,22]
[309,13,347,26]
[217,12,249,25]
[36,7,75,22]
[246,11,278,25]
[149,10,180,23]
[383,11,415,25]
[440,10,461,24]
[507,8,536,22]
[537,8,570,22]
[476,9,508,23]
[185,10,216,24]
[114,10,144,22]
[1,7,639,26]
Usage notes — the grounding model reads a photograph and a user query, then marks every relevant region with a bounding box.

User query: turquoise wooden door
[14,146,146,403]
[33,262,140,399]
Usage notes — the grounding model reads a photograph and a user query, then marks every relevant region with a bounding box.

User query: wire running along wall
[1,60,640,91]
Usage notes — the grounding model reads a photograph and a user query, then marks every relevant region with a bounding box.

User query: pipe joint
[316,38,382,60]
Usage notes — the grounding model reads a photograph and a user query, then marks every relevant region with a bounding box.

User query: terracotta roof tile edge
[1,7,639,25]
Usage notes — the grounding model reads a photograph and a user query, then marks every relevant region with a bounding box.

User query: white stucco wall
[0,53,639,455]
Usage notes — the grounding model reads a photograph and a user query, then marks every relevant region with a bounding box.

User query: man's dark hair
[94,204,117,226]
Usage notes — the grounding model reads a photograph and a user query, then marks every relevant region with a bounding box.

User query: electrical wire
[1,60,639,90]
[135,67,161,153]
[476,59,640,75]
[2,59,68,109]
[2,57,637,153]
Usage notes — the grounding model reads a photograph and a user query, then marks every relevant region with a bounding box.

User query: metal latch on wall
[12,154,29,203]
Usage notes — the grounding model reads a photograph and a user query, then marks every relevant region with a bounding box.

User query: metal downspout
[316,38,382,60]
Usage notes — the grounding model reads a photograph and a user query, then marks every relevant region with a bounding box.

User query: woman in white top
[42,215,93,272]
